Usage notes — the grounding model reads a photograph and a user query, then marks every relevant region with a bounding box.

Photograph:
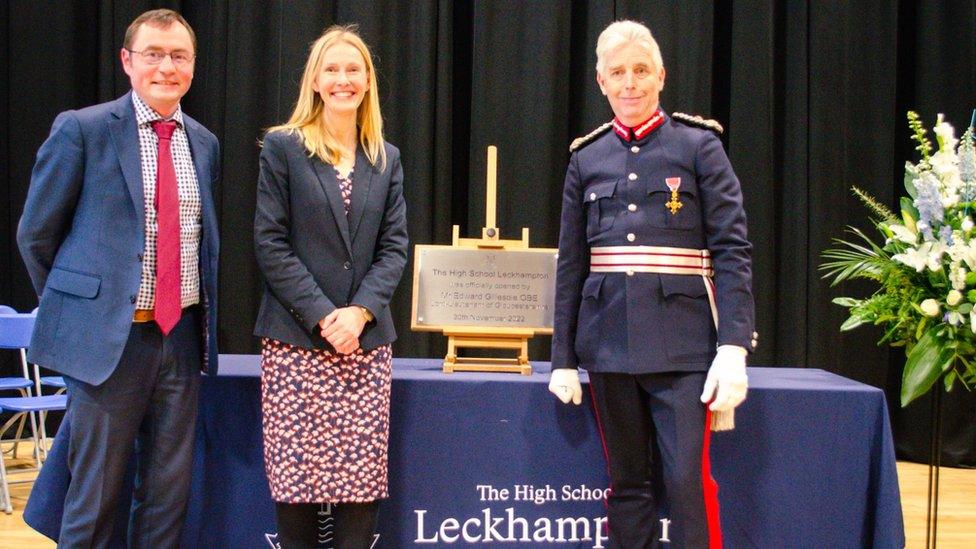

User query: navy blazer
[551,112,755,374]
[253,130,408,351]
[17,92,221,385]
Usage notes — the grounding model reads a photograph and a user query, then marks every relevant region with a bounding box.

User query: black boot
[275,502,320,549]
[333,501,379,549]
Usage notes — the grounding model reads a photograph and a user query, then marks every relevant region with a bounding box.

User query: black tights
[275,501,379,549]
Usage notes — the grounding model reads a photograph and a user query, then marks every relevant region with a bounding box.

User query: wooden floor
[0,445,973,548]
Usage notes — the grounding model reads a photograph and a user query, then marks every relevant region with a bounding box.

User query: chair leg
[37,412,50,460]
[0,454,12,514]
[3,388,30,459]
[26,412,42,470]
[10,413,27,459]
[30,359,51,459]
[0,415,16,514]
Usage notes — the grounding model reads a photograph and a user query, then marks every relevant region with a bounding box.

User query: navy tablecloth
[25,357,904,548]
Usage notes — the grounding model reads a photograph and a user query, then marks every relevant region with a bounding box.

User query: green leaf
[900,196,919,223]
[905,164,919,198]
[901,325,955,406]
[956,357,974,390]
[915,318,928,340]
[820,228,890,285]
[943,369,956,392]
[832,297,860,307]
[840,314,866,331]
[958,303,973,315]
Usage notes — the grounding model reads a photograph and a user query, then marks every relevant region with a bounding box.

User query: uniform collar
[612,109,665,142]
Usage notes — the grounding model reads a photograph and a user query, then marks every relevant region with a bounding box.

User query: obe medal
[665,177,683,215]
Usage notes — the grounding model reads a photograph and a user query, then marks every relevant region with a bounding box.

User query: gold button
[627,270,635,276]
[627,233,636,242]
[589,192,596,200]
[628,204,637,212]
[631,146,639,153]
[628,173,638,181]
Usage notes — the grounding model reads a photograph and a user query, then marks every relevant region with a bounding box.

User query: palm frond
[819,226,892,285]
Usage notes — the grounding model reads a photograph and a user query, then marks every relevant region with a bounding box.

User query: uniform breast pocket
[583,179,619,239]
[647,185,701,231]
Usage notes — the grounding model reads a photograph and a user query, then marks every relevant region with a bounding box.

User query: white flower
[949,264,968,290]
[963,216,974,232]
[924,241,946,270]
[971,310,976,334]
[949,241,976,271]
[892,241,945,272]
[941,187,960,208]
[947,242,967,263]
[934,114,959,153]
[887,223,918,245]
[920,299,941,317]
[931,151,960,180]
[947,290,963,306]
[947,311,964,326]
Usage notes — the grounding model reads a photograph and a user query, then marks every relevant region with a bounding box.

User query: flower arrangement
[821,111,976,406]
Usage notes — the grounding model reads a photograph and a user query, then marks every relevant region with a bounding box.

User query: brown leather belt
[134,304,200,323]
[133,309,155,322]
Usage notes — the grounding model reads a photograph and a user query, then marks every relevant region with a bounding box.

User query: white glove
[548,368,583,405]
[700,345,748,412]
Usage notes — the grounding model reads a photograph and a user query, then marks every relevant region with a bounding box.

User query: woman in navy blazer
[253,25,407,549]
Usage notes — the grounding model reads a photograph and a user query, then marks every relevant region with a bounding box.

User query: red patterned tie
[152,120,181,335]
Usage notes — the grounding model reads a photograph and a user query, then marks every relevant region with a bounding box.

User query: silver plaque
[412,246,558,330]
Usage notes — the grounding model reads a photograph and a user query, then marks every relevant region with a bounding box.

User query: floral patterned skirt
[260,338,392,503]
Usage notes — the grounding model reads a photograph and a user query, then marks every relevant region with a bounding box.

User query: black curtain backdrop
[2,1,974,465]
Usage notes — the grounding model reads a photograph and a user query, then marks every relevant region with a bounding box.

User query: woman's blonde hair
[268,24,386,170]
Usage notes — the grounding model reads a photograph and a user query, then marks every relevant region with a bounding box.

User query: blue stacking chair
[0,306,37,460]
[0,309,68,513]
[39,376,67,395]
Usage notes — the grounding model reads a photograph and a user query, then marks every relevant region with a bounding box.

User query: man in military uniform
[548,20,755,548]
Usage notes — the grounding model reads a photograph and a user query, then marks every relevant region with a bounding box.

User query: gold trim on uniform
[672,112,724,134]
[569,121,613,153]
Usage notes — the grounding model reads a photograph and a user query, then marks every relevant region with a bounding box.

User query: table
[25,357,904,548]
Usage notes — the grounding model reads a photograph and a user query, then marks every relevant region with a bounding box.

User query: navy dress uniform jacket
[17,92,221,385]
[253,130,408,351]
[551,111,754,374]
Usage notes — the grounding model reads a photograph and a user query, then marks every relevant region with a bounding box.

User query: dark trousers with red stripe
[588,371,721,549]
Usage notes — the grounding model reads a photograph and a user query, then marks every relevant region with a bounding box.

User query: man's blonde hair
[268,25,386,170]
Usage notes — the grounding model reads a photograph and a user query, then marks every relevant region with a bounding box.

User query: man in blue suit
[17,9,219,547]
[548,21,755,548]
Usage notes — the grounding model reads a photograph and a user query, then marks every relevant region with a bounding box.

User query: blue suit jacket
[253,130,408,350]
[17,92,220,385]
[551,112,754,374]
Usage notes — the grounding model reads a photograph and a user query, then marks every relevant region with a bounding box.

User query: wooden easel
[442,146,537,375]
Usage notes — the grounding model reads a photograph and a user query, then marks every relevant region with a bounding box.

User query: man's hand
[548,368,583,405]
[319,307,367,354]
[700,345,748,411]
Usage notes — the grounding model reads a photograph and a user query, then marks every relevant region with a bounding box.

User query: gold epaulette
[672,112,724,134]
[569,121,613,153]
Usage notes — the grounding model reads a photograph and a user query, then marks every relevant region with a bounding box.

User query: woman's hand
[318,307,367,354]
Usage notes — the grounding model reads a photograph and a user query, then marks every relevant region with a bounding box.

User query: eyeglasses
[126,48,195,67]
